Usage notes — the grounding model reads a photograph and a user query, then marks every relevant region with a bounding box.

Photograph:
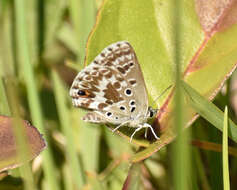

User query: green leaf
[84,0,237,159]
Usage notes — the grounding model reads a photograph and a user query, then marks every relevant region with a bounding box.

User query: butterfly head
[147,106,158,119]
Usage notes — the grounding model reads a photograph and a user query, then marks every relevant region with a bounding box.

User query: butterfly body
[70,41,159,141]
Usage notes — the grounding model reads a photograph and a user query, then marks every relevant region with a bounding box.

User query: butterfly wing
[70,63,137,124]
[70,41,149,124]
[82,111,129,125]
[93,41,149,118]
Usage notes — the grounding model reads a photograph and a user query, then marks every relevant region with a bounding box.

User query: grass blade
[182,81,237,142]
[173,0,191,189]
[69,0,96,66]
[14,0,59,189]
[51,70,84,188]
[0,79,10,115]
[223,107,230,190]
[192,140,237,157]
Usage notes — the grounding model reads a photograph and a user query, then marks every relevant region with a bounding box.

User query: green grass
[51,70,84,188]
[14,0,59,189]
[173,1,191,190]
[223,107,230,190]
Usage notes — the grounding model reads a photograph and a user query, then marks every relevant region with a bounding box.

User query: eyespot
[115,116,119,120]
[77,90,86,96]
[106,112,112,117]
[129,100,135,106]
[131,107,136,113]
[124,88,132,96]
[120,106,126,110]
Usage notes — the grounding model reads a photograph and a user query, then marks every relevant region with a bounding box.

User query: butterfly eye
[149,111,153,117]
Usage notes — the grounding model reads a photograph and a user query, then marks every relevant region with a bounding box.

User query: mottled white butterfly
[70,41,160,142]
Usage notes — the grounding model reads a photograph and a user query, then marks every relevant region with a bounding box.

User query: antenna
[152,85,173,106]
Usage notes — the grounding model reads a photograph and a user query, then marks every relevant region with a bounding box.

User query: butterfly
[69,41,160,142]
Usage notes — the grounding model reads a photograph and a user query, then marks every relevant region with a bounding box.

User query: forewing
[93,41,149,117]
[70,64,124,112]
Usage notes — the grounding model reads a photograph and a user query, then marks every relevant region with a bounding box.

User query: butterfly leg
[112,121,129,133]
[145,128,148,138]
[130,125,144,142]
[143,123,159,140]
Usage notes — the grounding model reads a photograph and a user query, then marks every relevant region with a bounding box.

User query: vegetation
[0,0,237,189]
